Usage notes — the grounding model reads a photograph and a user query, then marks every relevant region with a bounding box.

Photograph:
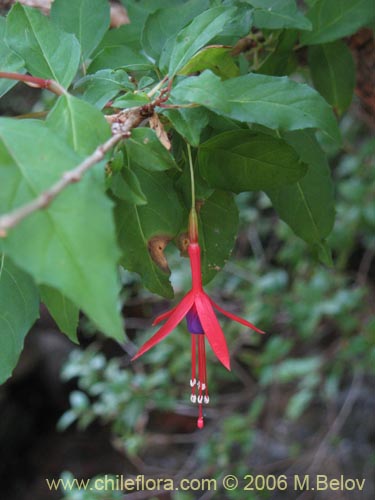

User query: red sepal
[132,292,194,361]
[195,292,231,371]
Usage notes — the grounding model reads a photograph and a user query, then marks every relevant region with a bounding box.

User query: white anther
[204,395,210,404]
[190,378,196,387]
[190,394,197,403]
[197,381,201,389]
[201,383,206,390]
[197,395,203,404]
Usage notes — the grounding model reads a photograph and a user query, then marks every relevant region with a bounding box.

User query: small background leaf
[178,46,239,79]
[245,0,312,30]
[125,128,177,171]
[266,130,335,249]
[308,41,355,115]
[74,69,133,109]
[301,0,375,45]
[163,106,210,147]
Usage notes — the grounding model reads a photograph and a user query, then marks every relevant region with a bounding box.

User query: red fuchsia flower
[132,209,264,429]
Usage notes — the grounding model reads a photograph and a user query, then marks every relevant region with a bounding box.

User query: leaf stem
[187,144,195,210]
[187,144,199,243]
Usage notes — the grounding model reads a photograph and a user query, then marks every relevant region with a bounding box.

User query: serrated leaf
[301,0,375,45]
[0,254,39,384]
[40,285,79,343]
[114,167,184,298]
[125,128,178,171]
[199,130,307,192]
[178,45,239,79]
[163,106,210,147]
[47,94,111,156]
[88,46,152,73]
[245,0,312,30]
[266,130,335,248]
[167,6,237,76]
[0,17,25,98]
[5,4,80,88]
[141,0,208,60]
[51,0,110,59]
[172,70,341,143]
[198,191,239,284]
[0,119,124,341]
[308,41,355,115]
[74,69,133,109]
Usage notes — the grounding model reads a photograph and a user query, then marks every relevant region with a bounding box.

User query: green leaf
[114,167,184,298]
[167,6,237,76]
[301,0,375,45]
[51,0,110,60]
[245,0,312,30]
[257,30,298,76]
[47,94,111,156]
[163,106,210,147]
[112,93,150,109]
[0,254,39,384]
[111,169,147,206]
[199,130,307,192]
[74,69,134,109]
[141,0,209,60]
[266,130,335,247]
[125,128,178,171]
[88,46,152,73]
[40,285,79,343]
[5,4,80,88]
[178,45,239,79]
[172,70,341,143]
[0,17,25,98]
[0,119,124,341]
[198,191,239,284]
[308,41,355,115]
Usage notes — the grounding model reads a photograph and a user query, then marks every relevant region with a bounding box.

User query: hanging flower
[133,209,264,428]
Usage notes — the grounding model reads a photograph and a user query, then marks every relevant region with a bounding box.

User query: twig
[0,106,152,236]
[0,72,68,96]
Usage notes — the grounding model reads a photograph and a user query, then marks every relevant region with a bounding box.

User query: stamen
[204,395,210,404]
[190,394,197,403]
[190,378,196,387]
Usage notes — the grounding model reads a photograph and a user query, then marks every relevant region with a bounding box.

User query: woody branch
[0,104,155,237]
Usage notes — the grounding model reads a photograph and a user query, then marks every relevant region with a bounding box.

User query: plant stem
[187,144,195,210]
[0,72,68,96]
[0,105,152,237]
[187,144,199,243]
